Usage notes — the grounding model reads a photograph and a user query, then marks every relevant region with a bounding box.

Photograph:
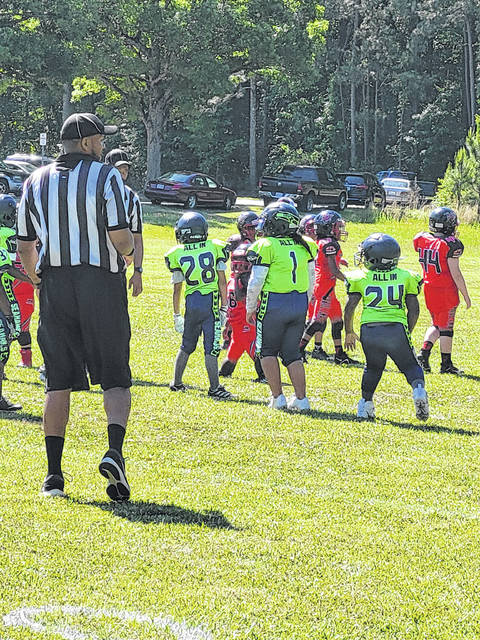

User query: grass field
[1,204,480,639]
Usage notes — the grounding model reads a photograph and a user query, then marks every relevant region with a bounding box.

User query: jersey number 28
[180,251,215,285]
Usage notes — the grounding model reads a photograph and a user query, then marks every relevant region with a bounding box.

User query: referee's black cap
[60,113,118,140]
[105,148,131,167]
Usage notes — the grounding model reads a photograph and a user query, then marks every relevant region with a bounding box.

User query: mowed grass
[1,204,480,639]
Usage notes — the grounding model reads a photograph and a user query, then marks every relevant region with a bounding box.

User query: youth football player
[246,201,318,411]
[219,242,266,382]
[344,233,428,421]
[165,211,232,399]
[299,210,355,364]
[413,207,470,374]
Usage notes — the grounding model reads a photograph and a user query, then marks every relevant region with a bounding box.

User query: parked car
[145,171,237,209]
[4,160,37,176]
[5,153,55,167]
[377,169,417,182]
[417,180,437,204]
[337,171,386,208]
[381,178,420,206]
[258,165,347,212]
[0,161,25,195]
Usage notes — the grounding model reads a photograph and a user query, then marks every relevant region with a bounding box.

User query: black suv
[337,171,386,209]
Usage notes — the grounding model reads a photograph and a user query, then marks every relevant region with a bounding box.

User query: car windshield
[382,179,409,188]
[158,172,191,182]
[343,176,365,185]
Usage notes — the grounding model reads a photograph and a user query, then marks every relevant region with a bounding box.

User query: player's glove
[173,313,184,334]
[5,316,19,341]
[219,306,228,327]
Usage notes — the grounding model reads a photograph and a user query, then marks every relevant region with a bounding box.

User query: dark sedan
[145,171,237,210]
[337,171,386,209]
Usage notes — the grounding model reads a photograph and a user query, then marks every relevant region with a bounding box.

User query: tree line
[0,0,478,195]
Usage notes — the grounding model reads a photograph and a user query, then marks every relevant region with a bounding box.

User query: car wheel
[223,195,233,210]
[0,180,8,195]
[364,197,372,209]
[338,192,347,211]
[150,199,160,205]
[301,194,314,212]
[184,194,197,209]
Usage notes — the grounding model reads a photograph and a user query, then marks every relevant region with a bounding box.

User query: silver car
[0,161,24,195]
[381,178,419,206]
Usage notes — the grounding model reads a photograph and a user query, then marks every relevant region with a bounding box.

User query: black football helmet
[277,196,296,208]
[314,210,347,241]
[429,207,458,236]
[237,211,259,242]
[256,202,300,238]
[0,195,17,228]
[355,233,401,271]
[175,211,208,243]
[299,214,316,238]
[105,148,131,167]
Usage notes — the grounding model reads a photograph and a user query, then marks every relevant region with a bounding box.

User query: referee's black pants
[360,322,424,401]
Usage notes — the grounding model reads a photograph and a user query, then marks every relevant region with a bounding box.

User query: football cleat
[417,352,431,373]
[268,394,287,410]
[311,346,329,360]
[412,385,429,421]
[169,382,186,391]
[208,385,233,400]
[334,352,359,365]
[357,398,375,419]
[0,396,22,411]
[440,363,463,375]
[288,396,310,412]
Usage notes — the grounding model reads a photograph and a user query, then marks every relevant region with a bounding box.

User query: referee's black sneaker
[40,474,66,498]
[0,396,22,411]
[99,449,130,502]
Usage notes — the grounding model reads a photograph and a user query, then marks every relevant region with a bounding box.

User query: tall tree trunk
[259,84,268,173]
[350,9,359,168]
[373,75,378,166]
[363,70,370,164]
[465,14,476,128]
[145,88,170,180]
[397,104,404,169]
[62,83,74,120]
[249,75,257,193]
[464,22,471,127]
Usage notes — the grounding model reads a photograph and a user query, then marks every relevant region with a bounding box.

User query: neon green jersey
[345,267,422,326]
[165,238,228,296]
[247,236,318,293]
[0,227,16,261]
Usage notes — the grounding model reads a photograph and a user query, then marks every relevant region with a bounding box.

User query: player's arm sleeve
[446,238,464,258]
[105,168,129,230]
[247,239,271,267]
[307,261,315,300]
[16,182,38,241]
[405,272,423,295]
[246,265,269,314]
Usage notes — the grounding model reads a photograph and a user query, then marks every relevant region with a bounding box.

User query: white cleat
[288,396,311,412]
[357,398,375,419]
[268,393,287,410]
[412,385,429,421]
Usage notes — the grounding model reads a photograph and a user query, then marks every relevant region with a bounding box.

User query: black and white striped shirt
[17,153,129,273]
[124,184,143,234]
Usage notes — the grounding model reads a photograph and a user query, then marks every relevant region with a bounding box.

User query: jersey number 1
[289,251,298,284]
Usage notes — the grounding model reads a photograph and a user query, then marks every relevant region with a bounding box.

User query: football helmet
[299,214,316,238]
[0,195,17,229]
[313,210,347,241]
[428,207,458,236]
[355,233,401,271]
[277,196,296,208]
[256,201,300,238]
[237,211,259,242]
[175,211,208,243]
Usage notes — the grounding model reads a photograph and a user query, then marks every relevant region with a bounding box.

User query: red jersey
[413,232,463,289]
[226,278,248,327]
[314,237,342,297]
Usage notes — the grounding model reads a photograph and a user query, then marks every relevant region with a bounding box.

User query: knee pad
[306,320,327,337]
[331,320,343,340]
[439,330,453,337]
[17,331,31,348]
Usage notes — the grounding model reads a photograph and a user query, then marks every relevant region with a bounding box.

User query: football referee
[17,112,135,501]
